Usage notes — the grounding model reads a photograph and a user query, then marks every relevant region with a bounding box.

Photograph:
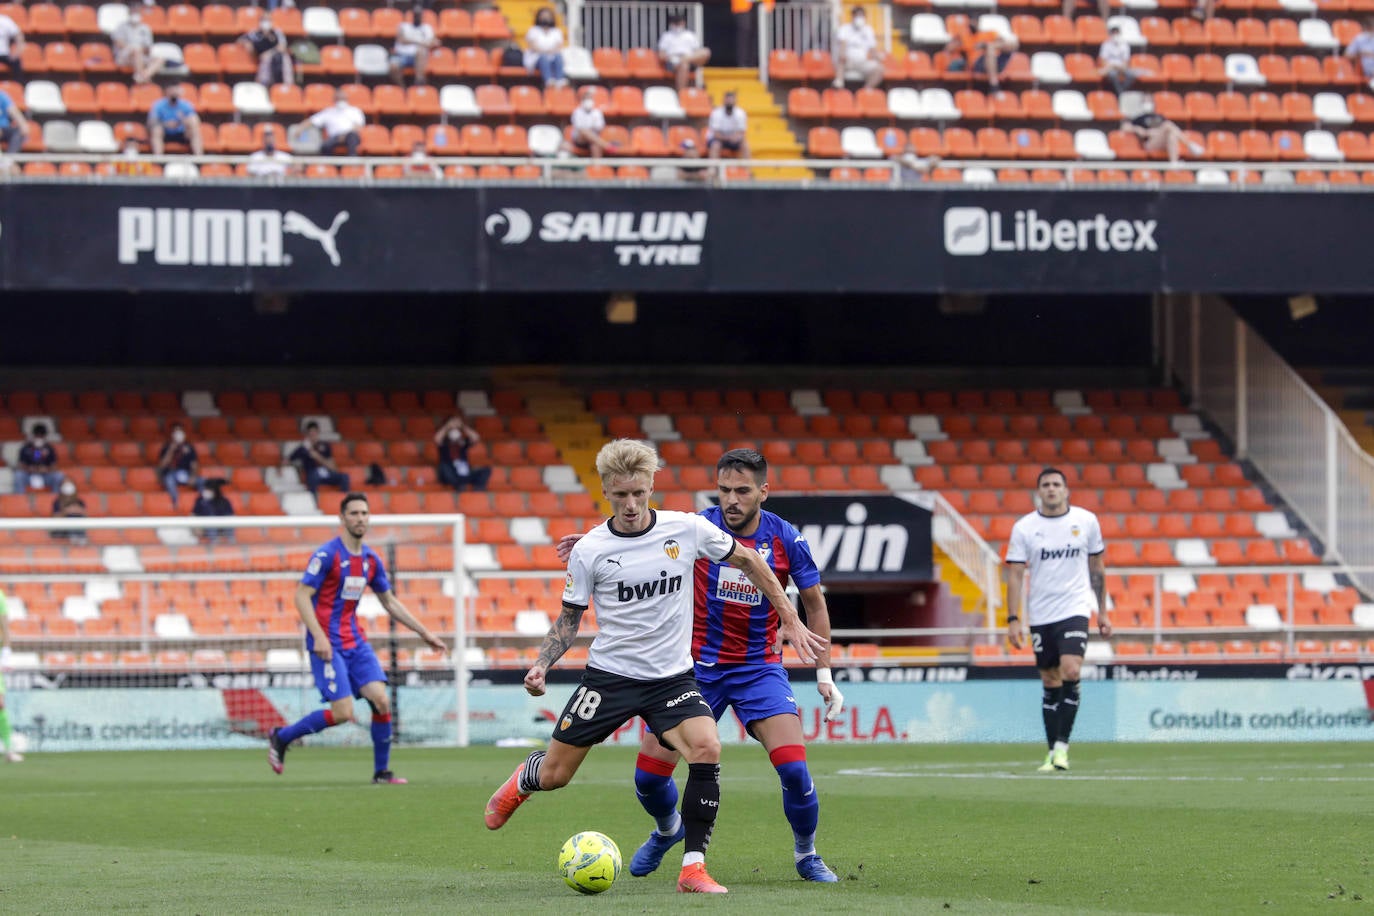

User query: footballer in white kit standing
[1005,467,1112,772]
[484,439,827,895]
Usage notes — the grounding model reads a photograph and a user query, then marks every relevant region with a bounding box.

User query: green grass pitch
[3,742,1371,913]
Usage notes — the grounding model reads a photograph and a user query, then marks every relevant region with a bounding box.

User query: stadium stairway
[489,0,543,42]
[934,545,990,618]
[501,371,610,515]
[701,66,809,179]
[1306,368,1374,454]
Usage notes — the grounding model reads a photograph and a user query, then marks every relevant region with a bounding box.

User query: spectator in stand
[1123,103,1203,165]
[390,5,437,87]
[835,7,884,90]
[561,87,617,158]
[1345,18,1374,88]
[706,91,749,159]
[112,8,164,85]
[14,424,62,494]
[302,87,365,157]
[1098,25,1137,94]
[524,7,566,88]
[403,141,440,178]
[1063,0,1110,22]
[50,480,87,544]
[192,479,235,542]
[247,125,295,178]
[239,12,293,88]
[1191,0,1216,21]
[433,415,491,492]
[676,137,709,182]
[289,421,351,496]
[0,87,28,154]
[156,421,202,509]
[114,138,157,175]
[658,13,710,93]
[0,10,22,76]
[148,83,205,157]
[945,29,1017,90]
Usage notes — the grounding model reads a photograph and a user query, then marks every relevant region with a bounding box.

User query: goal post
[0,512,472,750]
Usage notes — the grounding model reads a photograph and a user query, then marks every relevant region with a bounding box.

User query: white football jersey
[1005,506,1104,626]
[563,509,737,680]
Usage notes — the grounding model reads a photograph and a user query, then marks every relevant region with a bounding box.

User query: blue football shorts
[309,642,387,703]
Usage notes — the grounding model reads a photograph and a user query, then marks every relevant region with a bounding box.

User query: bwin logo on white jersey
[118,208,350,267]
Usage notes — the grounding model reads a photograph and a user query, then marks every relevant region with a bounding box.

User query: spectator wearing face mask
[156,421,202,509]
[288,421,351,496]
[192,480,235,542]
[247,125,295,178]
[524,6,566,88]
[238,12,292,88]
[433,415,491,492]
[390,5,437,87]
[51,479,88,544]
[836,7,884,89]
[561,88,617,158]
[302,87,365,157]
[14,423,63,494]
[658,13,710,93]
[707,91,749,159]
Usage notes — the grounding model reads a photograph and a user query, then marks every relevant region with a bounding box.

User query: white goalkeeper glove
[1,645,12,672]
[817,668,845,722]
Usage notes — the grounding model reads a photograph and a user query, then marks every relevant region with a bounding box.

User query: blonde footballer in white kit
[484,439,827,894]
[1005,467,1112,772]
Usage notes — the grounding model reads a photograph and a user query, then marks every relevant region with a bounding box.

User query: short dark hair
[31,423,48,437]
[717,447,768,484]
[340,491,368,513]
[668,12,686,24]
[304,420,321,432]
[1037,467,1068,486]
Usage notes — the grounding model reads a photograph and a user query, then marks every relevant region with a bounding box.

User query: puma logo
[283,210,350,267]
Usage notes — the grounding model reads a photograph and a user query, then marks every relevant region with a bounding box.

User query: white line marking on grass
[837,766,1374,783]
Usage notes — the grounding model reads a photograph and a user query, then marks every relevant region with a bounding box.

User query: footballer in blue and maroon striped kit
[268,492,447,784]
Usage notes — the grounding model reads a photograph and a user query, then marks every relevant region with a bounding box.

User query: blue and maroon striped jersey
[299,537,392,650]
[692,506,821,666]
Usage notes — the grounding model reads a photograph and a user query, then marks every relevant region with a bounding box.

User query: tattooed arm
[523,602,586,696]
[1089,553,1112,638]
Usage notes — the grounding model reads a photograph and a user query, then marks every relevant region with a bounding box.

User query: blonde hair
[595,439,661,486]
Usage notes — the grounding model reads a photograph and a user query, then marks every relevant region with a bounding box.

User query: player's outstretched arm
[799,585,844,721]
[1004,562,1027,649]
[293,584,333,661]
[725,547,826,664]
[526,602,586,696]
[378,591,447,652]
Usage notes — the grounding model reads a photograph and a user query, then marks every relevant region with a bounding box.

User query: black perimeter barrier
[3,183,1366,293]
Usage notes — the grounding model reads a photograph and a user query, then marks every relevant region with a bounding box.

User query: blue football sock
[371,713,392,773]
[278,708,336,745]
[635,753,681,834]
[771,745,819,856]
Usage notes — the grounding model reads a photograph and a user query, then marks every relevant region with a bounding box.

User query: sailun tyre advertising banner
[4,183,1374,292]
[4,667,1371,750]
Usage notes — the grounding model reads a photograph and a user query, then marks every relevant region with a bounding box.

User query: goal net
[0,512,478,752]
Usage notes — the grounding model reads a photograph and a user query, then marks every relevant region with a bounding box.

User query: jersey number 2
[1031,632,1043,653]
[569,686,603,720]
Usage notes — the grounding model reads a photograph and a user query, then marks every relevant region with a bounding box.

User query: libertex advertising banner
[4,183,1374,293]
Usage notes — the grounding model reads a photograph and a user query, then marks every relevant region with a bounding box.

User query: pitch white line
[837,766,1374,783]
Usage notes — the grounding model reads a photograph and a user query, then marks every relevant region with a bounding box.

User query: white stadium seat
[1074,128,1114,159]
[1196,168,1231,185]
[1107,16,1147,47]
[25,80,66,115]
[1053,89,1093,121]
[303,7,342,40]
[1303,129,1342,161]
[440,84,480,117]
[976,14,1015,42]
[840,126,881,158]
[644,86,686,119]
[77,120,118,153]
[919,87,961,120]
[1312,94,1353,126]
[1030,52,1071,85]
[887,87,923,118]
[528,123,562,156]
[963,166,996,183]
[1299,18,1338,51]
[910,13,952,44]
[562,46,599,80]
[97,2,128,34]
[232,81,274,116]
[43,120,79,152]
[1225,53,1265,85]
[353,44,391,77]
